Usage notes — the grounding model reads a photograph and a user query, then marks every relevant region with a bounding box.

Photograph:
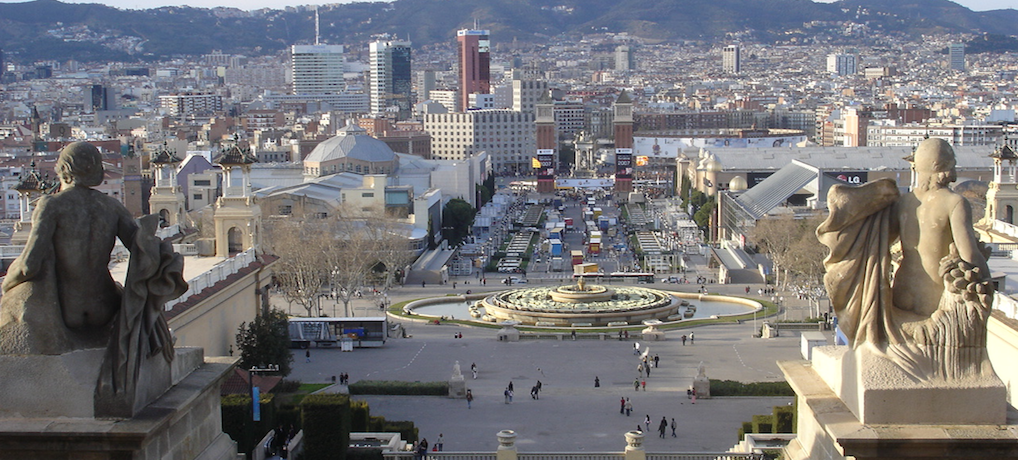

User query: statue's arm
[950,197,990,279]
[2,198,55,292]
[115,203,139,248]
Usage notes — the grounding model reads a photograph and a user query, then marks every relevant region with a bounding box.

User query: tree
[236,308,293,378]
[265,219,332,317]
[369,216,417,290]
[326,211,378,317]
[750,213,828,287]
[442,198,476,247]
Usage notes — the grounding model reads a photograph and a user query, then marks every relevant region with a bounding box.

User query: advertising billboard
[616,148,633,179]
[536,149,555,179]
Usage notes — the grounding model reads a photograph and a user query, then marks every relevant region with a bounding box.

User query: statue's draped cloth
[817,179,904,347]
[817,179,995,381]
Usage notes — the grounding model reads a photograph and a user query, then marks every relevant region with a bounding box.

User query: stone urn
[497,430,517,450]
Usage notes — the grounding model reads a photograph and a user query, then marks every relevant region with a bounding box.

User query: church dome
[729,176,748,191]
[304,124,396,165]
[704,159,723,173]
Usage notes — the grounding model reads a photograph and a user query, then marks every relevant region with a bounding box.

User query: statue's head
[914,138,957,187]
[56,142,105,188]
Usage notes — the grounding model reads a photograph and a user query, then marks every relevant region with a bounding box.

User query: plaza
[282,282,812,453]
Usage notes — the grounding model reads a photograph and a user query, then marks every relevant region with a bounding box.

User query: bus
[288,317,389,349]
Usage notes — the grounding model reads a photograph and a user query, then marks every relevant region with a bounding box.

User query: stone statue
[816,138,995,381]
[0,142,188,417]
[452,360,462,379]
[577,277,586,292]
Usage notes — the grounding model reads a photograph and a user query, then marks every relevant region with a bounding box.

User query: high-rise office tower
[456,29,491,112]
[722,45,740,74]
[290,44,346,95]
[369,39,412,119]
[86,84,110,112]
[826,54,857,76]
[949,43,966,71]
[615,45,635,71]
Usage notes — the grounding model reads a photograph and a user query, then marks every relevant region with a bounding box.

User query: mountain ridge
[0,0,1015,63]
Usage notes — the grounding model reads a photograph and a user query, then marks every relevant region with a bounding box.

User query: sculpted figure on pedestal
[817,138,995,381]
[0,142,188,417]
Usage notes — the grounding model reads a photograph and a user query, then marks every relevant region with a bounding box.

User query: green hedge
[348,380,449,396]
[773,405,794,433]
[346,448,384,460]
[301,393,351,460]
[709,379,794,397]
[751,414,773,434]
[221,393,276,457]
[381,421,418,443]
[350,400,371,432]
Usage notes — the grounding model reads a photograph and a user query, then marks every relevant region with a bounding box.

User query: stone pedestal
[780,359,1018,460]
[624,430,646,460]
[640,320,664,341]
[692,376,710,399]
[497,322,520,342]
[449,377,466,398]
[496,430,517,460]
[0,349,237,460]
[811,345,1006,425]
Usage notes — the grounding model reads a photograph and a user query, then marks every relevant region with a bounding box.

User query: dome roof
[704,159,723,172]
[729,176,748,191]
[305,125,396,164]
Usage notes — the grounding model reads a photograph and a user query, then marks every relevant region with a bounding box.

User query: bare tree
[370,215,417,291]
[750,214,801,287]
[327,208,381,317]
[265,218,332,317]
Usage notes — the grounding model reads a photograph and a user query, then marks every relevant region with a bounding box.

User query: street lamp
[249,364,279,421]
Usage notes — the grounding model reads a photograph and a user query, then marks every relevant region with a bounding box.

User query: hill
[0,0,1015,63]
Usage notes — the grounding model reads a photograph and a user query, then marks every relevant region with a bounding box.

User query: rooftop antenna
[474,18,479,30]
[315,7,321,45]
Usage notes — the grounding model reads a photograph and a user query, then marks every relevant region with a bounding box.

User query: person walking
[466,390,473,409]
[681,335,687,345]
[305,349,311,363]
[620,397,625,414]
[634,378,640,391]
[436,434,444,451]
[531,385,539,399]
[633,342,640,355]
[658,417,668,438]
[671,418,677,437]
[653,354,659,368]
[641,379,647,391]
[691,387,697,404]
[595,376,600,388]
[644,415,651,432]
[689,332,694,344]
[625,398,633,416]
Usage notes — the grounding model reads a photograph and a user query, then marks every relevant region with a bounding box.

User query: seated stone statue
[0,142,188,417]
[816,138,995,381]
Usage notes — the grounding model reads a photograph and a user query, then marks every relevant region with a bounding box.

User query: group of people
[335,372,350,385]
[637,416,678,439]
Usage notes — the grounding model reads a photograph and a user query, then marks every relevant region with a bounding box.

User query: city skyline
[0,0,1013,12]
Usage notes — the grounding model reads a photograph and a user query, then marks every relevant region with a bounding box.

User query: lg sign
[829,171,868,185]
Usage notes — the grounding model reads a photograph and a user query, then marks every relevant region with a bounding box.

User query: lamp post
[249,364,279,421]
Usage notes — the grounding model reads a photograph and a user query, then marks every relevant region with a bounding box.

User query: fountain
[473,278,680,327]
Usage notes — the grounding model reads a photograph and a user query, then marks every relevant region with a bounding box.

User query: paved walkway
[282,281,828,453]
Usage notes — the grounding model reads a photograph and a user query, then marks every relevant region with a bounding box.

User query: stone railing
[382,430,765,460]
[990,219,1018,239]
[994,292,1018,320]
[163,249,257,310]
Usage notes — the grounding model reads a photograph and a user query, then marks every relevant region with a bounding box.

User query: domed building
[303,124,398,178]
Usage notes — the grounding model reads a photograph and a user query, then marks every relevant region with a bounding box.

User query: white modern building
[722,45,740,74]
[290,44,346,95]
[368,39,412,118]
[424,109,536,173]
[826,53,857,76]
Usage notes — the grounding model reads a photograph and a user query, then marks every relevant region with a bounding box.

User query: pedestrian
[644,415,651,432]
[633,342,640,355]
[634,378,640,391]
[419,438,429,460]
[466,389,473,409]
[691,387,696,404]
[504,388,511,404]
[422,280,426,288]
[745,286,750,294]
[571,330,576,340]
[689,332,694,344]
[595,376,600,388]
[536,380,542,390]
[641,379,646,391]
[653,354,659,368]
[646,365,651,377]
[625,398,633,416]
[681,335,687,346]
[671,418,677,437]
[637,363,644,376]
[453,282,457,289]
[620,397,625,414]
[531,385,539,399]
[305,349,311,363]
[658,417,668,438]
[436,434,444,451]
[508,381,514,392]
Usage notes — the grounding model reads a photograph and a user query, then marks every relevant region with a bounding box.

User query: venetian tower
[213,142,261,257]
[985,140,1018,225]
[148,143,186,228]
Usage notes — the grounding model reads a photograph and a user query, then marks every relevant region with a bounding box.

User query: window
[362,192,375,198]
[194,179,211,186]
[193,194,203,200]
[279,205,292,215]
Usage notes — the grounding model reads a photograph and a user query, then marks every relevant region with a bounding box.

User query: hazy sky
[1,0,1014,12]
